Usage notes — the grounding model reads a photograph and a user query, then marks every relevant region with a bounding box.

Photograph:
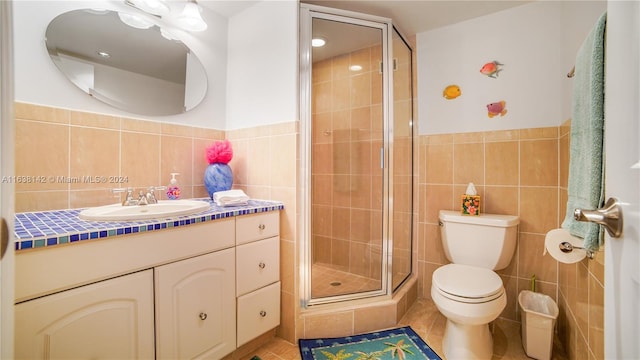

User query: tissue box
[461,194,481,215]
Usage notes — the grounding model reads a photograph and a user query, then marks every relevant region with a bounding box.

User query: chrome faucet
[115,188,139,206]
[114,186,166,206]
[144,186,166,205]
[145,187,158,204]
[137,190,149,205]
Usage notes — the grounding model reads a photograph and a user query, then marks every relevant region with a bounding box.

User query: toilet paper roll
[544,228,586,263]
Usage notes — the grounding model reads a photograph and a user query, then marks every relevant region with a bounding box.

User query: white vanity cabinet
[235,212,281,346]
[15,270,155,359]
[155,248,236,359]
[15,210,281,360]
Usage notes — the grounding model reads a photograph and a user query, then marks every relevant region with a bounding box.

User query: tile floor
[243,298,568,360]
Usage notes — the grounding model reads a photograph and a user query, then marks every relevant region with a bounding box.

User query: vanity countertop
[14,199,284,251]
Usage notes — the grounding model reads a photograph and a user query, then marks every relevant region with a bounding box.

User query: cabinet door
[155,248,236,360]
[15,270,155,360]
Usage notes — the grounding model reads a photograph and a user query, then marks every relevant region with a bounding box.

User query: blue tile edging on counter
[14,199,284,251]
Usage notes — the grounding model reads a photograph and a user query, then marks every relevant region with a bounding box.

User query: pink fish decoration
[487,101,507,118]
[480,61,503,78]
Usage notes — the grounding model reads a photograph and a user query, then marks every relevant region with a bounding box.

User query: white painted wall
[14,0,603,133]
[12,0,228,129]
[417,1,606,135]
[559,1,608,122]
[226,0,298,130]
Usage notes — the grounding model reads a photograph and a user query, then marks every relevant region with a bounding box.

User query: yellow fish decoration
[443,84,461,100]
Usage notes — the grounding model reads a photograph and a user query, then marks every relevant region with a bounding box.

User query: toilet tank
[439,210,519,270]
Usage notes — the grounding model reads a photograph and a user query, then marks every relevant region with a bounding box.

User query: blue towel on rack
[561,12,606,252]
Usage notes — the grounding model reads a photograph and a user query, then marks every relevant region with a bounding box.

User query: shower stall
[300,4,414,306]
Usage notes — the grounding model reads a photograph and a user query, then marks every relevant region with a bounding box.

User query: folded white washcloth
[213,189,250,207]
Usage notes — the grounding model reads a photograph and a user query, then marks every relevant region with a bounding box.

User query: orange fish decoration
[480,61,503,78]
[487,101,507,118]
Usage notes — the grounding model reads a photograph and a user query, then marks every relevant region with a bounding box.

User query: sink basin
[79,200,211,221]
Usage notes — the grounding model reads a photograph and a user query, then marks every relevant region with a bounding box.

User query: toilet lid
[433,264,504,303]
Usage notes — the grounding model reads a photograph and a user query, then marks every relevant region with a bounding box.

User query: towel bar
[567,66,575,78]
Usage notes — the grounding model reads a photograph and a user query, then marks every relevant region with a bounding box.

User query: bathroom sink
[79,200,211,221]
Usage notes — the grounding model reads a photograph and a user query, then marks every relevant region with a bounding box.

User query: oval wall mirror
[45,9,208,116]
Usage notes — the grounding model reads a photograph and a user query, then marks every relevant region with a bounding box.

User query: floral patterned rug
[298,326,441,360]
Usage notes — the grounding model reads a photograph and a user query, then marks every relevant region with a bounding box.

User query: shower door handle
[574,197,623,238]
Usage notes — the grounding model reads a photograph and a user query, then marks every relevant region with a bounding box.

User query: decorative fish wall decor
[443,84,461,100]
[480,61,503,78]
[487,101,507,117]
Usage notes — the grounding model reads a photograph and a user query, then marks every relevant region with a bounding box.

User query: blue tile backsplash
[14,199,284,251]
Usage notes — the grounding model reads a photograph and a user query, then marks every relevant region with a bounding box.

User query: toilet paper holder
[558,241,595,260]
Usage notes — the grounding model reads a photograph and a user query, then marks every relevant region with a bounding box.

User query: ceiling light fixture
[118,12,154,29]
[160,28,179,41]
[311,38,326,47]
[128,0,170,16]
[85,8,110,15]
[175,0,208,32]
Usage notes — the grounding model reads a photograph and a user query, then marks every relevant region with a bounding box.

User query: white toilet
[431,210,519,360]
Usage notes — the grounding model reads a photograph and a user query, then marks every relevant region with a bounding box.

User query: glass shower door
[310,17,385,299]
[391,28,413,291]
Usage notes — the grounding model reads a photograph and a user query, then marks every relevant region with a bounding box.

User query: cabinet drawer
[237,281,280,346]
[236,236,279,296]
[236,212,279,245]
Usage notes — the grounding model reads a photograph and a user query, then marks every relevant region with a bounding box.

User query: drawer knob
[258,262,266,269]
[260,310,267,317]
[199,312,208,321]
[258,224,266,230]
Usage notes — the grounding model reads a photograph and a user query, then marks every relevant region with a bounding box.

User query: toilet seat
[433,264,504,303]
